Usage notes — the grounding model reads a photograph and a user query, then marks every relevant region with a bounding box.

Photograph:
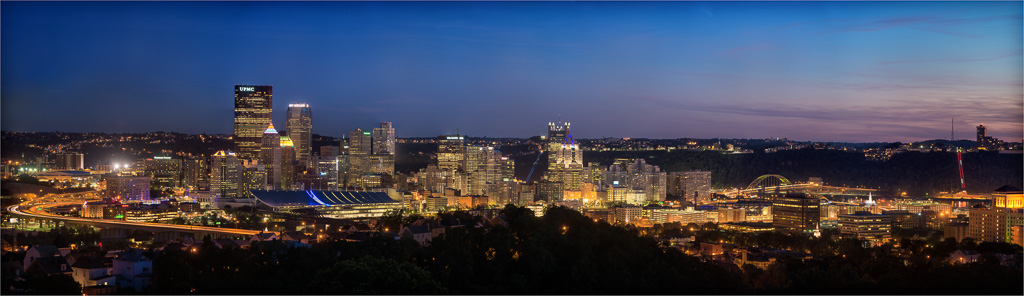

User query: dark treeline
[150,206,746,294]
[141,206,1023,295]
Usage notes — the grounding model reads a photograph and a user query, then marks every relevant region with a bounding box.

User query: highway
[6,194,264,237]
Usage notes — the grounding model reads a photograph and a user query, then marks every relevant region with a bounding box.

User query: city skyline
[2,1,1022,142]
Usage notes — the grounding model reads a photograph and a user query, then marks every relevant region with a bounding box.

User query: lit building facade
[372,122,396,155]
[548,126,585,192]
[773,192,820,234]
[105,175,151,201]
[345,129,372,186]
[604,159,666,204]
[250,190,402,220]
[142,157,182,190]
[233,85,273,160]
[968,204,1007,243]
[976,124,1005,150]
[280,136,296,190]
[838,211,892,244]
[437,135,465,172]
[260,124,282,189]
[210,151,241,202]
[55,153,84,170]
[992,185,1023,209]
[546,121,569,171]
[182,158,208,191]
[285,102,312,166]
[674,170,712,205]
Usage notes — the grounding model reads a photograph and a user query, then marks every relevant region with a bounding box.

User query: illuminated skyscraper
[280,136,296,190]
[369,122,396,178]
[437,135,465,172]
[551,126,584,191]
[546,121,569,171]
[182,157,208,191]
[346,128,372,186]
[285,102,312,165]
[260,124,282,189]
[210,150,241,200]
[234,85,273,160]
[373,122,396,155]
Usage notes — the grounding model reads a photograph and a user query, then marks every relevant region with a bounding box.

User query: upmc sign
[238,86,255,92]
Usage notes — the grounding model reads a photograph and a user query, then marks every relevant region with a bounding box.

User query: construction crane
[526,151,544,182]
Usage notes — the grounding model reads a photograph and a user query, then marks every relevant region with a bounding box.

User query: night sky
[2,1,1021,142]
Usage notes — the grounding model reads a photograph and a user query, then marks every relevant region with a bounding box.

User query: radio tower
[952,118,965,191]
[950,118,955,141]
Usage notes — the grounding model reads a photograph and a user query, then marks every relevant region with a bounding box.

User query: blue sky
[2,1,1021,142]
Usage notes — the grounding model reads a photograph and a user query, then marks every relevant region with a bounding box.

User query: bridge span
[7,198,263,242]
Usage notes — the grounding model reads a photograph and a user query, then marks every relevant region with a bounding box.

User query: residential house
[948,249,980,264]
[250,232,279,242]
[280,231,312,244]
[399,224,433,245]
[71,256,115,289]
[26,255,71,277]
[23,245,60,272]
[111,249,152,292]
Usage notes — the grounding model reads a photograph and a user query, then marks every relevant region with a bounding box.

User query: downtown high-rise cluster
[206,85,398,207]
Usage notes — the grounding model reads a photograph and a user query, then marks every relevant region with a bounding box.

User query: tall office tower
[347,129,372,183]
[320,146,340,159]
[234,85,273,160]
[239,159,267,199]
[280,136,296,190]
[551,126,585,191]
[675,170,712,205]
[464,146,502,196]
[314,155,339,190]
[584,162,606,185]
[546,121,569,171]
[773,192,821,234]
[182,158,208,191]
[500,156,515,182]
[368,154,395,175]
[437,135,466,172]
[373,122,396,155]
[285,102,313,166]
[336,151,350,188]
[260,124,282,189]
[55,153,84,170]
[143,156,183,190]
[210,151,241,200]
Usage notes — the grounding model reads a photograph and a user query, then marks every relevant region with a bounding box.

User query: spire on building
[264,123,278,134]
[563,126,576,146]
